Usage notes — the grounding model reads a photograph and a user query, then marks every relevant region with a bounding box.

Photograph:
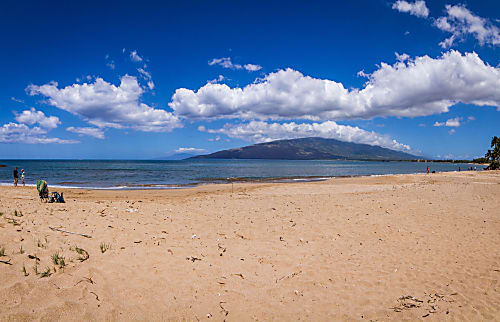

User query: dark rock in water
[190,137,420,161]
[0,165,7,168]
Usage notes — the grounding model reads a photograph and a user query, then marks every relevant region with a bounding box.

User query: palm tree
[485,136,500,170]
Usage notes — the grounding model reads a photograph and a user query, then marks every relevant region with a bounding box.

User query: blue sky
[0,0,499,159]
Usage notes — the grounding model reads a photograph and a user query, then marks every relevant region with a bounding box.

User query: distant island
[189,137,420,161]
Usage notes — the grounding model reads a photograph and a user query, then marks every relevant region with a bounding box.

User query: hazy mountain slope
[190,137,419,160]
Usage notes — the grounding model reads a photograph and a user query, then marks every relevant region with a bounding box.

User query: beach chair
[36,180,65,203]
[49,191,65,203]
[37,180,49,202]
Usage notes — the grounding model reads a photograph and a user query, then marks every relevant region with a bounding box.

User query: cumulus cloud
[147,81,155,90]
[130,50,143,62]
[433,117,462,127]
[204,121,411,152]
[175,147,206,154]
[395,52,410,62]
[66,126,105,139]
[208,57,262,72]
[170,51,500,121]
[15,108,61,129]
[435,5,500,48]
[27,75,182,132]
[0,122,77,144]
[392,0,429,18]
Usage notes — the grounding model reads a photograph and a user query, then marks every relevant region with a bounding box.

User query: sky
[0,0,499,160]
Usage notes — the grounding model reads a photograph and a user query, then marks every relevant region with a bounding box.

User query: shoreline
[0,168,486,191]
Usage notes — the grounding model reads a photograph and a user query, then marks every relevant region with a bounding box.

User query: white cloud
[445,117,461,127]
[208,75,225,84]
[170,51,500,121]
[204,121,411,152]
[137,68,155,90]
[175,147,206,154]
[392,1,429,18]
[130,50,143,62]
[105,54,115,69]
[395,52,410,62]
[448,129,456,135]
[27,75,182,132]
[209,58,262,72]
[208,57,242,70]
[137,68,152,80]
[0,122,77,144]
[208,136,221,142]
[66,126,105,139]
[433,117,462,127]
[15,108,61,129]
[434,5,500,47]
[244,64,262,72]
[11,97,24,104]
[467,116,475,121]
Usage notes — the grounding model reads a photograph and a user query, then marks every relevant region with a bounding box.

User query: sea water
[0,159,477,189]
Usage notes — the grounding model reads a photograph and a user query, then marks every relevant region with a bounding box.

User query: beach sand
[0,171,499,321]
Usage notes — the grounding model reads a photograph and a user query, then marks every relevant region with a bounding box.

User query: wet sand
[1,171,500,321]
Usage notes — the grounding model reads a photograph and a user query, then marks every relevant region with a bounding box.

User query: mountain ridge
[189,137,420,161]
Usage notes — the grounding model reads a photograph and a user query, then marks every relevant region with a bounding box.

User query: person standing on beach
[426,166,429,174]
[21,169,25,186]
[13,167,18,187]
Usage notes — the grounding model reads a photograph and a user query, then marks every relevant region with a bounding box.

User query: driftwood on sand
[49,226,92,238]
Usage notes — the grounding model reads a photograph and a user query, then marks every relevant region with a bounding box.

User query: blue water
[0,159,477,189]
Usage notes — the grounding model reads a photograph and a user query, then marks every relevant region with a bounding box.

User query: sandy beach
[0,170,499,321]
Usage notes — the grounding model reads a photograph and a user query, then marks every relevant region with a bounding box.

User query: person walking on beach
[13,167,18,187]
[21,169,25,186]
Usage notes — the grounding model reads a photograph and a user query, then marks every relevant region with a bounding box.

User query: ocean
[0,159,477,189]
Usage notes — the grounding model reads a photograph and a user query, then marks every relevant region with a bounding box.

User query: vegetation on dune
[39,266,52,278]
[74,247,89,262]
[100,242,111,253]
[51,252,66,268]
